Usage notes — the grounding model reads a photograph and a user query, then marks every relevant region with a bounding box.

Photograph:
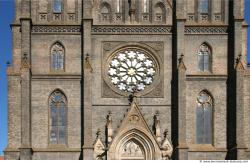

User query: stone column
[177,55,188,160]
[174,0,188,160]
[19,0,32,159]
[82,0,93,159]
[235,56,247,159]
[232,1,247,159]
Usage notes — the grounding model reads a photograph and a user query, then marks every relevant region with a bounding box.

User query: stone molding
[185,26,228,34]
[92,26,172,35]
[31,25,228,35]
[31,25,81,34]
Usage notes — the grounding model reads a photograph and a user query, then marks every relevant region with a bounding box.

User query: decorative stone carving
[93,129,105,160]
[92,26,172,35]
[235,54,245,71]
[21,53,30,69]
[103,42,112,51]
[84,53,93,72]
[185,27,227,34]
[214,14,222,21]
[187,13,195,21]
[39,13,47,21]
[106,111,113,143]
[32,26,81,34]
[107,99,169,160]
[54,13,62,21]
[153,111,161,144]
[178,54,186,71]
[121,140,144,160]
[68,13,75,21]
[129,114,140,124]
[160,129,173,160]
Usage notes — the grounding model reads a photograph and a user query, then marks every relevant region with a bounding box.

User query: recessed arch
[153,2,166,22]
[109,129,157,160]
[99,1,111,22]
[100,2,111,14]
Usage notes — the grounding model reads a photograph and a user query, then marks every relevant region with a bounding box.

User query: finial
[236,54,242,63]
[23,53,28,60]
[178,54,184,63]
[128,87,138,103]
[85,53,90,61]
[96,128,101,138]
[107,111,112,121]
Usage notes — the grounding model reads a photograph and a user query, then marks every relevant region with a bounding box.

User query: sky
[0,0,250,156]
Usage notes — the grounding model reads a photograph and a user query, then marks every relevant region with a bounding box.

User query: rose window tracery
[108,49,157,93]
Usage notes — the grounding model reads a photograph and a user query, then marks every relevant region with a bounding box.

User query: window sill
[188,144,227,152]
[32,147,81,152]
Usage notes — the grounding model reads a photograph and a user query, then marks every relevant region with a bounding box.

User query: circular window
[107,48,158,93]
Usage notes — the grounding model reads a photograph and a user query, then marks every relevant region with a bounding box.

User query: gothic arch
[50,41,65,71]
[107,101,164,160]
[109,129,157,160]
[48,89,68,146]
[197,42,212,71]
[99,1,112,22]
[100,2,111,14]
[196,90,214,144]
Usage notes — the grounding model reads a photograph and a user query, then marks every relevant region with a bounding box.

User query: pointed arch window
[53,0,62,13]
[49,90,67,145]
[198,43,211,71]
[51,42,64,71]
[196,91,213,144]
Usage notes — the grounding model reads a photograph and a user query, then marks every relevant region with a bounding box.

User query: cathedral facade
[4,0,250,160]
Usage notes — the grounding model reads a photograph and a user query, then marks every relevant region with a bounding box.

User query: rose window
[108,49,156,93]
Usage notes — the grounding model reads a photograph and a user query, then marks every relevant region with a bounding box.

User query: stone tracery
[108,48,156,93]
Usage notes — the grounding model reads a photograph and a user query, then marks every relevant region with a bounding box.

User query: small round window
[107,48,158,93]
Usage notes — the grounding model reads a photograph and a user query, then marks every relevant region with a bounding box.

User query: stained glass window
[51,42,64,70]
[53,0,62,13]
[49,90,67,145]
[108,48,156,93]
[198,43,211,71]
[196,91,212,144]
[199,0,209,13]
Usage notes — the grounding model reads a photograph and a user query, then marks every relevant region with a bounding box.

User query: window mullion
[57,103,60,144]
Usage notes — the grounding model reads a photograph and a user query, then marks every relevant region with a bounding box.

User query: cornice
[31,25,81,34]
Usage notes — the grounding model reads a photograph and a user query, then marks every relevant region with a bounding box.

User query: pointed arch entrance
[107,101,167,160]
[111,129,157,160]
